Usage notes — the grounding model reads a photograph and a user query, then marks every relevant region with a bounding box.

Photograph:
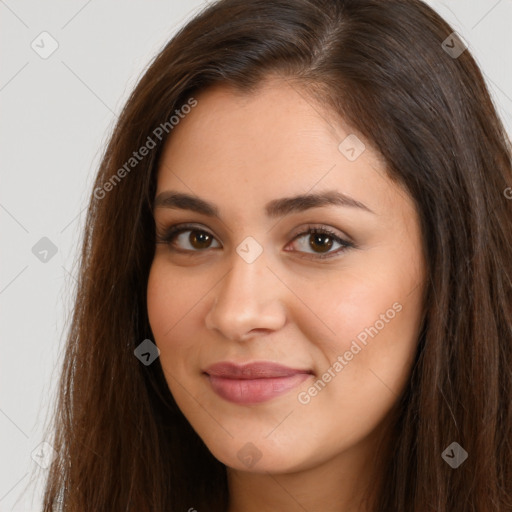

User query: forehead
[160,80,344,169]
[154,79,406,220]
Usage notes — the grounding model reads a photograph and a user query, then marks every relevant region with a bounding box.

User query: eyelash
[155,223,354,260]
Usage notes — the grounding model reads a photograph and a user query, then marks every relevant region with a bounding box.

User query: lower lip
[205,373,312,404]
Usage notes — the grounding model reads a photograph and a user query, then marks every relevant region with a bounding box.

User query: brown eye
[287,226,353,260]
[309,232,334,253]
[156,224,353,260]
[187,230,214,249]
[156,225,221,252]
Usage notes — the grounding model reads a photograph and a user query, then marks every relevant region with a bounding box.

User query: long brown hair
[40,0,512,510]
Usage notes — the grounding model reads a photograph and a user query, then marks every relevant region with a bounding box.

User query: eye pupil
[310,233,333,253]
[191,231,212,249]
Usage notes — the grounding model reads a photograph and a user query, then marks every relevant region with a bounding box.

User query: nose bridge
[205,242,286,340]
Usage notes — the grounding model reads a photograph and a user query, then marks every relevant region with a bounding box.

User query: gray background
[1,1,511,510]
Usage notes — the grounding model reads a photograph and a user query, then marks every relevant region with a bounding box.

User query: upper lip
[204,361,314,379]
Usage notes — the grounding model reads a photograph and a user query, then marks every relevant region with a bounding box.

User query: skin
[147,77,426,512]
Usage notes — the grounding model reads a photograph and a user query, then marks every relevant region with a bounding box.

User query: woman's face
[147,78,426,474]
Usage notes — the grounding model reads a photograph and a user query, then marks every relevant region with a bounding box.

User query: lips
[204,361,312,378]
[203,361,314,404]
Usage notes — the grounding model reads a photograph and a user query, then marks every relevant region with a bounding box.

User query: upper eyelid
[153,210,356,238]
[155,222,349,241]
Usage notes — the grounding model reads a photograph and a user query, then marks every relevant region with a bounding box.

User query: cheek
[321,303,422,415]
[305,276,399,358]
[146,262,198,367]
[147,261,202,340]
[294,283,422,453]
[147,264,174,339]
[146,263,196,402]
[306,255,424,394]
[147,260,220,393]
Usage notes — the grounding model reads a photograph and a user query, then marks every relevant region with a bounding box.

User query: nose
[204,248,287,342]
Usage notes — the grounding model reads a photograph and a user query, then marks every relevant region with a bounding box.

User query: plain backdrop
[1,0,511,510]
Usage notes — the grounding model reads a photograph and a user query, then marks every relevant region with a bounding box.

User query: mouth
[203,361,314,404]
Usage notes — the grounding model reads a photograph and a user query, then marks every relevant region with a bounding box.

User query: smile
[203,361,314,404]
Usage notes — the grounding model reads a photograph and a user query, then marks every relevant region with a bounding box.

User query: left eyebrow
[152,190,375,218]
